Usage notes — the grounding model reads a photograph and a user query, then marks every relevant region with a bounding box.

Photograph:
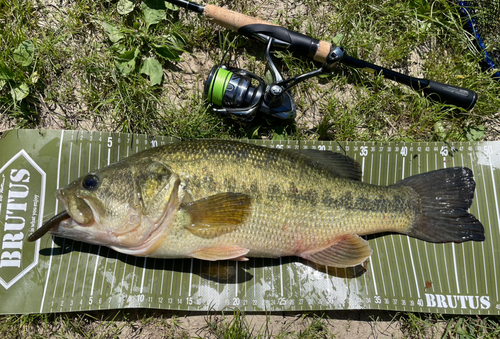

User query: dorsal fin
[299,149,362,181]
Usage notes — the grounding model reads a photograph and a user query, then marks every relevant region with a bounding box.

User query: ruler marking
[90,247,101,296]
[457,152,469,294]
[52,141,73,300]
[399,153,416,299]
[468,154,479,294]
[443,155,460,295]
[130,257,138,301]
[413,148,428,307]
[385,153,402,298]
[488,152,500,300]
[428,153,443,291]
[81,246,91,300]
[278,258,283,297]
[442,154,451,293]
[478,160,490,295]
[90,139,103,297]
[169,261,175,296]
[140,258,147,294]
[374,152,386,296]
[367,153,379,296]
[100,249,111,299]
[78,144,82,177]
[61,143,77,301]
[179,260,184,297]
[361,154,377,298]
[379,154,396,295]
[40,130,65,313]
[160,260,166,295]
[88,144,92,172]
[91,142,111,298]
[109,251,119,305]
[188,259,194,298]
[150,259,156,306]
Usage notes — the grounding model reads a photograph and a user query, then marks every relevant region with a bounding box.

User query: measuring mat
[0,129,499,315]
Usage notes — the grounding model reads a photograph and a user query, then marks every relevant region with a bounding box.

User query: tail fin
[396,167,484,243]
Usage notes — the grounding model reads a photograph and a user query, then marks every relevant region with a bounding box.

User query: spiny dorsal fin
[299,150,362,181]
[300,234,372,267]
[182,193,251,238]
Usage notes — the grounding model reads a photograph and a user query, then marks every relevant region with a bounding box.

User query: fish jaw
[49,217,122,247]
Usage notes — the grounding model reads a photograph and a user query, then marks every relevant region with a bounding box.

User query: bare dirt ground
[21,309,416,338]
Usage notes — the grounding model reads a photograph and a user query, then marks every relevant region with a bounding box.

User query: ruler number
[400,146,407,157]
[440,146,448,157]
[360,146,368,157]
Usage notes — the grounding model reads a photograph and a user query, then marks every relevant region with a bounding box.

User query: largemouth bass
[30,140,484,267]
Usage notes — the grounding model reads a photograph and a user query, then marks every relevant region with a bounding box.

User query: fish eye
[82,174,100,190]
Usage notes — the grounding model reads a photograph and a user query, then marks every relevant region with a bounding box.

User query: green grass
[1,0,499,337]
[2,310,500,338]
[1,0,498,140]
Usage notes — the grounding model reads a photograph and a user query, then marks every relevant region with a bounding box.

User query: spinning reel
[203,39,345,121]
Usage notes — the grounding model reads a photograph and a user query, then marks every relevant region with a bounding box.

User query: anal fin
[300,234,372,268]
[190,245,250,261]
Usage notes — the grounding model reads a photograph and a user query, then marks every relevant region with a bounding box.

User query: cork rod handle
[203,4,332,63]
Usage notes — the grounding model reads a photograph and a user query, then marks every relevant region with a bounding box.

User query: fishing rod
[168,0,478,120]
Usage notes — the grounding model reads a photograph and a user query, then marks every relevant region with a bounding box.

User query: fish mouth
[47,190,120,246]
[55,189,95,225]
[27,190,96,243]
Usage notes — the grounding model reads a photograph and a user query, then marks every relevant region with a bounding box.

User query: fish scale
[145,141,419,257]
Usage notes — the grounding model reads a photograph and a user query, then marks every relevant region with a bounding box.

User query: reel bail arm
[204,40,345,120]
[263,45,345,109]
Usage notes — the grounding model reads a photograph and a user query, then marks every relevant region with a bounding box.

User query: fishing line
[458,0,500,78]
[207,67,233,106]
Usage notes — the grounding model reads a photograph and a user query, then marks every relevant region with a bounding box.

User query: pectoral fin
[190,245,250,261]
[300,234,372,268]
[182,193,251,238]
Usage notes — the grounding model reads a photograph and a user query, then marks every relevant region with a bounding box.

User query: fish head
[50,157,180,254]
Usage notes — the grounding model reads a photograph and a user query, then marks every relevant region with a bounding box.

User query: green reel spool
[205,67,233,107]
